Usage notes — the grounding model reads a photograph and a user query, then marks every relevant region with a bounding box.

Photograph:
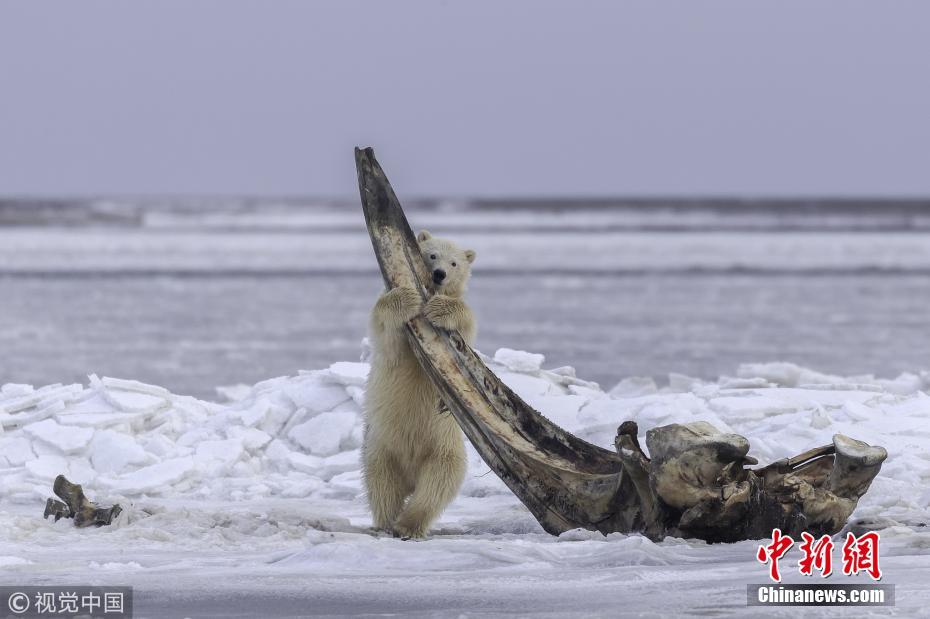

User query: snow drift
[1,346,928,616]
[1,345,927,528]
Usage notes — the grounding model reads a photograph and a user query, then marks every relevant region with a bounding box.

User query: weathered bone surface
[43,474,122,527]
[355,146,887,541]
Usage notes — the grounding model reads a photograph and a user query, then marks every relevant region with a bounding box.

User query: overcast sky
[1,1,928,198]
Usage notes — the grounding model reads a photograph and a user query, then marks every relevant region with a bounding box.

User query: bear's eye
[430,254,436,260]
[451,262,457,267]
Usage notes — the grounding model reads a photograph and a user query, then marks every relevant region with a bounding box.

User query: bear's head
[417,230,476,297]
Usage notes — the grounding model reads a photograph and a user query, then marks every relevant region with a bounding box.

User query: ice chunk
[567,384,604,400]
[226,427,272,451]
[735,362,852,389]
[102,457,195,494]
[810,406,832,429]
[346,385,366,408]
[498,372,552,398]
[235,402,270,427]
[0,383,82,416]
[264,439,322,475]
[57,411,146,428]
[319,449,362,481]
[23,419,94,454]
[25,454,68,480]
[288,411,358,456]
[280,476,325,498]
[196,439,245,466]
[215,384,252,402]
[877,372,925,395]
[287,451,325,475]
[100,389,170,415]
[177,428,217,447]
[259,403,296,436]
[718,376,773,389]
[668,373,703,392]
[283,381,350,413]
[89,429,150,474]
[101,377,171,397]
[1,384,33,398]
[0,437,35,466]
[141,434,177,458]
[609,377,658,398]
[736,362,804,386]
[69,457,96,483]
[1,398,67,429]
[327,362,370,386]
[263,439,293,467]
[494,348,545,372]
[798,383,883,392]
[525,395,586,431]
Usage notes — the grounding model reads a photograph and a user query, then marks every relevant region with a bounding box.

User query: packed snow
[1,345,928,617]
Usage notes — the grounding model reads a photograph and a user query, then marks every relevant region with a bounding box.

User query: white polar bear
[362,230,477,538]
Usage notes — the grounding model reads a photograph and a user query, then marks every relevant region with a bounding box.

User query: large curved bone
[355,147,886,541]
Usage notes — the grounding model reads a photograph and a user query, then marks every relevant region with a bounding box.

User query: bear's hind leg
[392,451,465,539]
[363,449,410,531]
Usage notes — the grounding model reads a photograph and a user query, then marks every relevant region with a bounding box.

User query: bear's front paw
[423,295,460,331]
[394,286,423,320]
[378,286,422,324]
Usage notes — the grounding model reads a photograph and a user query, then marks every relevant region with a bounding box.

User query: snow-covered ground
[1,345,928,617]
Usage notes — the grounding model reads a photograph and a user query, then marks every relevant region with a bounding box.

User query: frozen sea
[0,200,929,618]
[1,199,929,398]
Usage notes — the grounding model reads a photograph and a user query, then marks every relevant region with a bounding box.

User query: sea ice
[493,348,545,372]
[288,411,357,456]
[23,419,94,454]
[0,346,927,617]
[101,457,196,494]
[327,362,369,386]
[89,429,149,474]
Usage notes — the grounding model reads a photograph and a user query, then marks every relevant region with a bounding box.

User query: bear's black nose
[432,269,446,283]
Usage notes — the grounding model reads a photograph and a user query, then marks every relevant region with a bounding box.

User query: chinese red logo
[798,532,834,577]
[842,531,882,580]
[756,530,882,582]
[756,528,794,582]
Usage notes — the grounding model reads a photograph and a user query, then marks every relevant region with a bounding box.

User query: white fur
[362,230,477,538]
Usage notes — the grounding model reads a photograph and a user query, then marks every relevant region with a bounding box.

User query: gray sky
[1,1,928,198]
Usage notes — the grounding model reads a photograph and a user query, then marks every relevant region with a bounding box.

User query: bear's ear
[465,249,476,264]
[417,230,432,242]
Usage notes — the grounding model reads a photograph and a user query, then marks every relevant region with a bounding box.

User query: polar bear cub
[362,230,477,538]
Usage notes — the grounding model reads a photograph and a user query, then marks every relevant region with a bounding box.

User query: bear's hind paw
[391,522,429,540]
